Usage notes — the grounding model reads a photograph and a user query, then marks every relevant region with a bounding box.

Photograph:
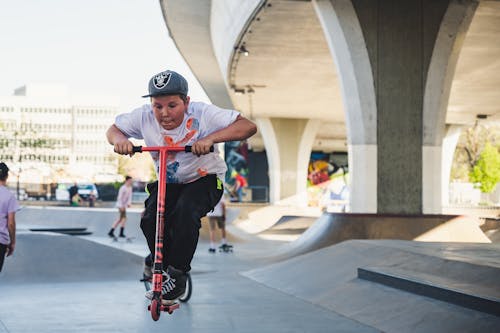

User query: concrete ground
[0,206,376,333]
[1,205,499,332]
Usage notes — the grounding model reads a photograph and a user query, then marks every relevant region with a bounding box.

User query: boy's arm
[7,212,15,256]
[191,115,257,155]
[106,124,135,155]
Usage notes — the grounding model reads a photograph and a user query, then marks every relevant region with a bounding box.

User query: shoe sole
[145,290,186,304]
[161,299,178,306]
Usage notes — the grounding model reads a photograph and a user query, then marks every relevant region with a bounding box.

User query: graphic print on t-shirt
[162,117,200,183]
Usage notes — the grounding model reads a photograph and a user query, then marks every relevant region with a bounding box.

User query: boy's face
[151,95,190,130]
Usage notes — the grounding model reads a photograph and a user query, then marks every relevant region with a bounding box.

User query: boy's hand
[191,138,215,156]
[113,139,134,156]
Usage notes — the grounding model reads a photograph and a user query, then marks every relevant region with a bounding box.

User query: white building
[0,84,121,189]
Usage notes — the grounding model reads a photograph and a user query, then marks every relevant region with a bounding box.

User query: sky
[0,0,210,113]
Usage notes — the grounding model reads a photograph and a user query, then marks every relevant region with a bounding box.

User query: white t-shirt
[115,101,239,184]
[115,184,132,208]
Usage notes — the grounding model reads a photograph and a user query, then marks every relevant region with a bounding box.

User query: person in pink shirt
[0,162,20,273]
[108,176,133,238]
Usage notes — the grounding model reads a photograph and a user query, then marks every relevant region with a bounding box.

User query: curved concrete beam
[313,0,377,213]
[422,0,478,213]
[160,0,234,108]
[312,0,376,145]
[255,117,280,203]
[423,0,478,146]
[441,125,462,206]
[296,120,321,204]
[210,0,263,84]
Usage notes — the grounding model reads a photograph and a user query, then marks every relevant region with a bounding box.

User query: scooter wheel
[150,299,161,321]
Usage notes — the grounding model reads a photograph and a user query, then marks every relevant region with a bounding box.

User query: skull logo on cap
[153,72,171,89]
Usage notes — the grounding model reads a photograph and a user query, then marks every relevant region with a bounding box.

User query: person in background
[108,176,133,238]
[0,162,20,273]
[234,172,248,202]
[68,182,78,206]
[88,191,96,207]
[207,195,231,253]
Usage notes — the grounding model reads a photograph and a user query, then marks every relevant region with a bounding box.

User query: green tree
[469,143,500,193]
[451,122,499,182]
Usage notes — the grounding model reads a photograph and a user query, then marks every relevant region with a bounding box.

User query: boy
[106,70,256,304]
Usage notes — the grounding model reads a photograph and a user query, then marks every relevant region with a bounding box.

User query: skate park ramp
[16,206,144,237]
[233,202,321,234]
[0,232,143,284]
[259,212,491,261]
[258,215,317,241]
[16,205,242,244]
[243,239,500,332]
[482,218,500,243]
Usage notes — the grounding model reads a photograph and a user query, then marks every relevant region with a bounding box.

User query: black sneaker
[144,266,186,304]
[143,255,153,280]
[208,248,216,253]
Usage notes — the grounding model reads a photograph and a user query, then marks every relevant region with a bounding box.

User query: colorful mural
[225,140,249,202]
[307,152,349,211]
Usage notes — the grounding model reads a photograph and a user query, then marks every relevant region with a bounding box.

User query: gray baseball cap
[142,70,188,98]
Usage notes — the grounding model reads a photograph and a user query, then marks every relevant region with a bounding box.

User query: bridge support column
[314,0,477,214]
[256,117,319,204]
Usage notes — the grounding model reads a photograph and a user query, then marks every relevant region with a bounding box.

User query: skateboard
[219,244,233,253]
[111,236,135,243]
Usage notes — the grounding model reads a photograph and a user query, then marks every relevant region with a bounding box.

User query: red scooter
[132,145,211,321]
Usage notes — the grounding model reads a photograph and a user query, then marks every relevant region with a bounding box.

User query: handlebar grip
[184,145,215,152]
[132,146,143,153]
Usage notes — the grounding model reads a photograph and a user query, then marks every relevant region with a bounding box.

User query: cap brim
[142,92,186,98]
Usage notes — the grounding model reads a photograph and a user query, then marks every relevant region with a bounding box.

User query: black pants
[0,244,6,273]
[141,174,223,273]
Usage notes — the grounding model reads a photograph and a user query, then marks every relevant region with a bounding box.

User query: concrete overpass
[158,0,500,214]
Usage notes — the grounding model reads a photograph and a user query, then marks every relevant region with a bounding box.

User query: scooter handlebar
[132,145,214,153]
[132,146,143,153]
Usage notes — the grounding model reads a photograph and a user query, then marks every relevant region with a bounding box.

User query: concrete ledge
[358,267,500,317]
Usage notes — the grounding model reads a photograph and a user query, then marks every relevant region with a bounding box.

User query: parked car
[55,183,99,201]
[8,188,28,201]
[77,183,99,201]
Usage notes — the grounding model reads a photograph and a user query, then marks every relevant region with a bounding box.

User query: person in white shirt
[207,196,232,253]
[108,176,133,238]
